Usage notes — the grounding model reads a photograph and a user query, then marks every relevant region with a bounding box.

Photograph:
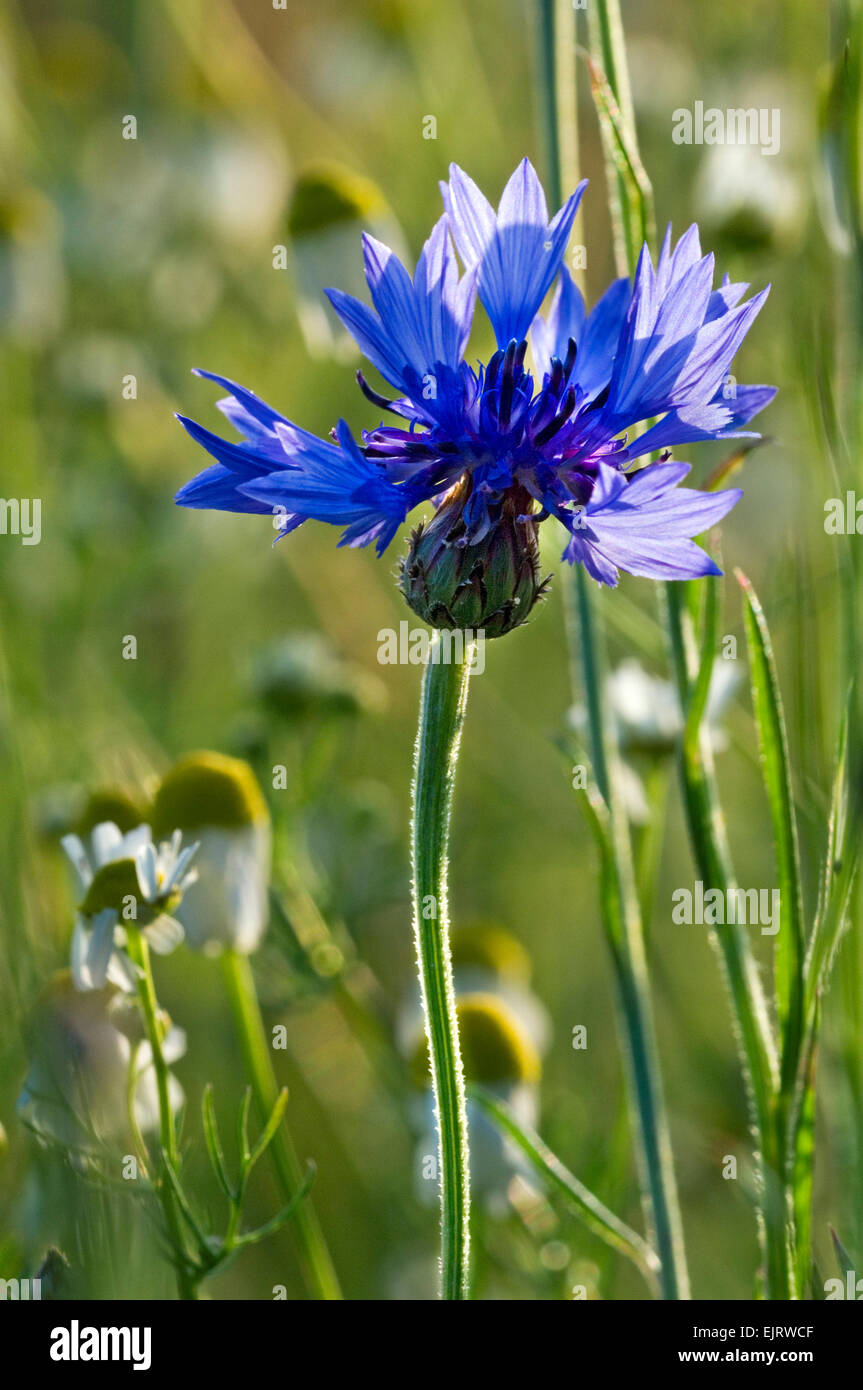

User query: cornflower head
[175,160,774,635]
[61,822,198,992]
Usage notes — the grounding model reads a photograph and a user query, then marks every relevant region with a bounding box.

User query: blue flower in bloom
[175,159,774,599]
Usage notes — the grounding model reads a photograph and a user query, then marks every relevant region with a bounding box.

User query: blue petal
[325,285,411,388]
[619,385,777,461]
[601,225,771,427]
[562,459,741,584]
[325,219,477,417]
[531,267,586,372]
[191,370,289,433]
[175,414,276,480]
[442,158,587,346]
[239,421,412,554]
[175,463,275,514]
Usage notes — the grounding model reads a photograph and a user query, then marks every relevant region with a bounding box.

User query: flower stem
[664,583,795,1297]
[411,637,473,1299]
[126,928,197,1300]
[220,947,342,1300]
[571,568,690,1299]
[540,0,690,1299]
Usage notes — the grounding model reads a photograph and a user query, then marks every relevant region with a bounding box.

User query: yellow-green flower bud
[288,163,386,239]
[152,751,268,835]
[410,992,540,1089]
[76,787,149,837]
[450,923,532,985]
[253,633,384,721]
[287,162,402,360]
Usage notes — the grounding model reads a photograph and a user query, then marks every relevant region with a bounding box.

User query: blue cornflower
[175,159,774,630]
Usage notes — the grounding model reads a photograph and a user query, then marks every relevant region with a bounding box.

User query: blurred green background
[0,0,859,1299]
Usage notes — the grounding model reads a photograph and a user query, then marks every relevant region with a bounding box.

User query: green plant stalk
[575,569,690,1299]
[220,947,342,1300]
[584,8,654,275]
[410,637,472,1299]
[582,0,797,1300]
[665,583,793,1296]
[542,0,689,1300]
[126,928,197,1300]
[823,1,863,1264]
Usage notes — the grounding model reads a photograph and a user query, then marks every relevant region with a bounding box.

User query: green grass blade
[790,1021,818,1291]
[737,570,806,1081]
[470,1086,660,1296]
[805,701,857,1021]
[579,44,655,274]
[830,1225,858,1279]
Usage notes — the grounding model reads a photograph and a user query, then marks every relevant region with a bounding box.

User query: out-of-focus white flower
[17,972,185,1152]
[408,993,541,1207]
[695,142,804,253]
[151,752,271,956]
[571,658,739,756]
[569,659,739,824]
[287,162,405,361]
[61,822,197,991]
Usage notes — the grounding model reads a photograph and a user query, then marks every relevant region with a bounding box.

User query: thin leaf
[236,1163,317,1249]
[790,1024,818,1291]
[737,570,806,1083]
[702,437,773,494]
[247,1087,290,1173]
[201,1084,234,1200]
[683,576,719,763]
[805,701,857,1019]
[236,1087,253,1167]
[830,1225,857,1279]
[159,1150,210,1265]
[557,731,625,960]
[470,1086,660,1296]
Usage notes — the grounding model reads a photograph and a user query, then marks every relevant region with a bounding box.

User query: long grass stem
[220,947,342,1300]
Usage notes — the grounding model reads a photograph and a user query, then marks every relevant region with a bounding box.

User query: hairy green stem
[411,638,472,1299]
[220,947,342,1300]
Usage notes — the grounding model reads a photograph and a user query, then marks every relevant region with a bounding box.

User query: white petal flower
[176,824,271,955]
[17,973,185,1152]
[570,658,739,758]
[151,752,271,955]
[61,821,198,989]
